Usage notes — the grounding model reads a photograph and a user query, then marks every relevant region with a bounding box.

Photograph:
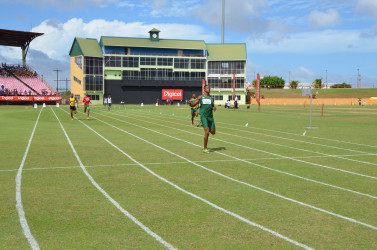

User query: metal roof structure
[69,37,103,57]
[0,29,44,66]
[206,43,247,61]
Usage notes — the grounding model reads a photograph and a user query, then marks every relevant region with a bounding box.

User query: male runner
[190,93,199,126]
[69,93,78,121]
[188,85,216,153]
[83,94,91,119]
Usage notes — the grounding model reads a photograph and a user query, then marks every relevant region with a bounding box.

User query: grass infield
[1,104,376,249]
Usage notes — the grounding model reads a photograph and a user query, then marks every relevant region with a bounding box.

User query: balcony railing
[105,52,206,58]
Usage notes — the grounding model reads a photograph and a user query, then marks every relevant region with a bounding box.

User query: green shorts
[84,104,90,110]
[201,116,215,130]
[108,103,112,106]
[191,108,198,113]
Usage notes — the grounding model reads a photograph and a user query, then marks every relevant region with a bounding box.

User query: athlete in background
[83,94,91,119]
[190,93,199,126]
[69,93,78,121]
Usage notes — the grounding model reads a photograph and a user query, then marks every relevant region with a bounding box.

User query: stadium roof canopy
[0,29,44,66]
[206,44,247,61]
[100,36,207,51]
[69,37,103,57]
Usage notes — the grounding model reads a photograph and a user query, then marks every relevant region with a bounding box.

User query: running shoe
[202,149,209,153]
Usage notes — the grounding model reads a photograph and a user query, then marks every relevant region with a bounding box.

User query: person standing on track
[107,95,112,111]
[69,93,78,121]
[190,93,199,126]
[83,94,91,119]
[188,85,216,153]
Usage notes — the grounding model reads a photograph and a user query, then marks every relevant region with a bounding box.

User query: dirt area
[252,98,376,105]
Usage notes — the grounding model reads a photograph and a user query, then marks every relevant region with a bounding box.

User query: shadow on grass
[209,147,226,151]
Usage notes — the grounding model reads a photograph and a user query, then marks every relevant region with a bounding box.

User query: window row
[122,69,205,81]
[207,77,245,89]
[85,57,103,75]
[208,61,245,74]
[104,56,205,69]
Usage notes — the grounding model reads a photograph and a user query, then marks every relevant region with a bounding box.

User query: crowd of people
[0,64,38,78]
[0,83,54,96]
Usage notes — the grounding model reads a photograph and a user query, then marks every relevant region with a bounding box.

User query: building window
[73,76,81,85]
[123,57,139,68]
[213,95,223,101]
[208,61,246,74]
[88,94,100,100]
[84,57,103,75]
[84,76,103,91]
[228,95,241,101]
[122,70,139,80]
[174,58,189,69]
[157,58,173,66]
[191,59,206,69]
[75,56,82,69]
[140,57,156,66]
[104,56,121,67]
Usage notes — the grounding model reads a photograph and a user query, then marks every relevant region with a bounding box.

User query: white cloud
[356,0,377,19]
[6,0,118,8]
[308,9,342,28]
[247,29,377,54]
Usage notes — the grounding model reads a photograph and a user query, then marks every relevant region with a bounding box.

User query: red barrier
[0,96,60,102]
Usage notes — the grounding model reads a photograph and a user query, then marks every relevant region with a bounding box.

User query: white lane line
[102,112,377,200]
[16,108,42,250]
[58,108,314,249]
[2,153,374,173]
[112,110,377,180]
[50,107,176,250]
[91,112,377,231]
[127,108,377,149]
[126,109,375,155]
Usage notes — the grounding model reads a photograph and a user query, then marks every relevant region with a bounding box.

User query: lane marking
[16,108,42,250]
[126,109,375,155]
[50,107,176,250]
[101,111,377,200]
[90,111,377,231]
[57,107,314,249]
[2,153,374,172]
[112,110,377,180]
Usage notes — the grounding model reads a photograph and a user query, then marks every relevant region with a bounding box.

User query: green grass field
[1,104,377,249]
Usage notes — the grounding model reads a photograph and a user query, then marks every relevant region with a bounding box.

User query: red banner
[0,96,60,102]
[256,74,260,105]
[161,89,183,100]
[202,79,205,94]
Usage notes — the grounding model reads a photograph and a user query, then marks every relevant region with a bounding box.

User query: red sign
[202,79,206,94]
[162,89,183,100]
[256,74,260,105]
[0,96,60,102]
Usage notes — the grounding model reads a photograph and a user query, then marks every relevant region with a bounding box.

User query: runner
[83,94,91,119]
[107,95,112,111]
[188,85,216,153]
[69,93,78,121]
[190,93,199,126]
[103,96,108,107]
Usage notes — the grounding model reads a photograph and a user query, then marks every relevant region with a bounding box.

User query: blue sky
[1,0,377,88]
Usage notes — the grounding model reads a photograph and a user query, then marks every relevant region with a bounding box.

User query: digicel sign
[162,89,183,100]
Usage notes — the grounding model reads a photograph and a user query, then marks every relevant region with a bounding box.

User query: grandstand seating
[0,76,56,96]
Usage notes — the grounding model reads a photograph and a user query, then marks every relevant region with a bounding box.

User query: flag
[202,78,205,94]
[256,73,260,106]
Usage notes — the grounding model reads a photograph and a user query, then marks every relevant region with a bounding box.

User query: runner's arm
[188,96,200,107]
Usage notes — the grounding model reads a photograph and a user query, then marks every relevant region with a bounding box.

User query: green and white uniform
[199,95,215,130]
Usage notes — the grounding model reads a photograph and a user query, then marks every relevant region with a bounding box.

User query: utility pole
[357,69,361,88]
[53,69,61,93]
[64,78,71,92]
[222,0,225,43]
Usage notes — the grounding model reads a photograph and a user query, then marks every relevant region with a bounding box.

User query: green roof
[69,37,103,57]
[100,36,207,50]
[206,43,247,61]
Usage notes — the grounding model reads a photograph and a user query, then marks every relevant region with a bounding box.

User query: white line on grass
[129,108,377,149]
[16,108,42,250]
[91,112,377,231]
[101,112,377,200]
[126,109,375,155]
[111,110,377,180]
[57,108,314,249]
[2,153,373,173]
[49,107,176,250]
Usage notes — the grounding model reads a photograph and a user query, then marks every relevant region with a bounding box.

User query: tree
[260,76,285,88]
[289,80,300,89]
[312,78,322,89]
[330,83,352,88]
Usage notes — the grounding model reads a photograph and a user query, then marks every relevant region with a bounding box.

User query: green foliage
[312,79,322,88]
[260,76,285,88]
[289,80,300,89]
[252,79,257,87]
[331,83,352,88]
